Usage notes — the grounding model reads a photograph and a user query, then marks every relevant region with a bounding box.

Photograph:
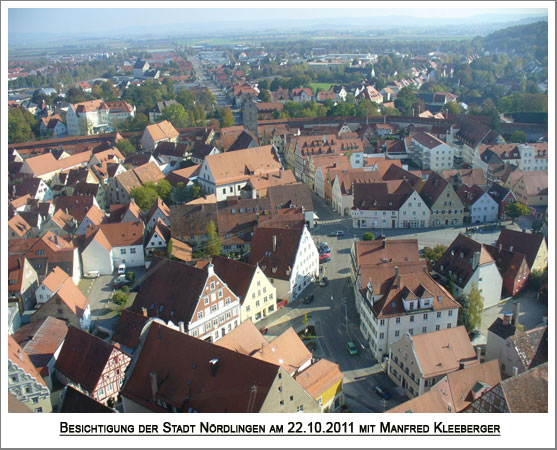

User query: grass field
[311,82,333,91]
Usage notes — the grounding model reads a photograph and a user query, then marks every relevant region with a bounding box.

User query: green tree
[423,245,448,265]
[258,89,272,102]
[155,180,172,202]
[383,106,401,116]
[159,103,190,129]
[206,220,221,256]
[446,102,462,115]
[8,107,37,143]
[220,107,235,127]
[509,130,527,143]
[444,274,457,298]
[176,89,195,109]
[130,183,159,211]
[528,267,548,290]
[258,79,270,90]
[362,232,375,241]
[115,138,136,156]
[112,292,128,306]
[457,284,484,333]
[505,202,530,223]
[532,219,545,234]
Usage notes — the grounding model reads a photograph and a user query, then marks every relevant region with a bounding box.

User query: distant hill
[483,21,548,58]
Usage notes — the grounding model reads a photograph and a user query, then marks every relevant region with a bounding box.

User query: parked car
[259,327,268,335]
[318,242,328,250]
[319,253,331,261]
[302,294,314,304]
[346,341,358,356]
[319,257,331,264]
[335,230,344,237]
[118,263,126,275]
[85,270,100,279]
[374,384,392,400]
[319,246,331,254]
[319,277,328,287]
[113,275,130,289]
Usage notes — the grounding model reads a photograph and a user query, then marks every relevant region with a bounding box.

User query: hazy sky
[8,6,547,35]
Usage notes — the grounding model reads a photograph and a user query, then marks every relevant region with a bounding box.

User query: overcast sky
[9,6,547,35]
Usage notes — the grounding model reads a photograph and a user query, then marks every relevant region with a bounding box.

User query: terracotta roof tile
[8,335,48,388]
[169,238,193,262]
[294,359,343,399]
[499,362,548,412]
[144,120,179,142]
[496,229,546,270]
[59,386,115,413]
[122,322,280,413]
[111,309,149,351]
[211,255,257,303]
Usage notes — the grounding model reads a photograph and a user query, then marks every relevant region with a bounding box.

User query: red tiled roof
[8,335,48,389]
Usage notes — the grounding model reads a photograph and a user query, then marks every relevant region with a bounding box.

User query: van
[118,264,126,275]
[85,270,100,279]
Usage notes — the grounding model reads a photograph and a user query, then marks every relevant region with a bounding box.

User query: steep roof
[485,183,513,203]
[54,194,96,222]
[456,184,487,206]
[248,227,304,281]
[129,258,208,324]
[433,234,495,289]
[8,214,33,237]
[508,326,548,371]
[294,359,343,399]
[122,322,280,413]
[410,326,478,377]
[216,320,269,356]
[170,203,218,237]
[114,162,164,193]
[8,335,48,389]
[205,145,282,185]
[87,221,145,247]
[499,362,548,413]
[54,326,120,392]
[411,131,447,149]
[353,180,415,211]
[13,316,68,376]
[144,120,179,142]
[267,182,314,211]
[483,244,528,279]
[168,238,193,262]
[355,238,420,268]
[146,197,170,224]
[211,255,258,303]
[41,266,70,292]
[147,219,171,245]
[60,386,115,413]
[496,229,546,270]
[418,172,450,208]
[111,309,149,351]
[487,317,517,340]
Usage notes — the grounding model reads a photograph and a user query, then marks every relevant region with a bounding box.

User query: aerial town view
[5,4,550,423]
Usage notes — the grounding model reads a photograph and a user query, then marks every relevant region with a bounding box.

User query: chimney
[472,251,480,270]
[178,321,185,333]
[498,243,502,252]
[511,302,520,326]
[209,358,219,377]
[17,349,24,362]
[149,372,158,401]
[272,235,277,252]
[512,367,519,377]
[476,346,481,361]
[509,245,514,252]
[207,263,214,277]
[502,312,513,326]
[382,236,386,248]
[393,266,400,288]
[141,307,148,317]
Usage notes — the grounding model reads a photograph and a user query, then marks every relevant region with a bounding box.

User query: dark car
[374,384,392,400]
[319,257,331,264]
[319,277,328,287]
[319,246,331,254]
[329,231,338,237]
[259,327,268,335]
[335,230,344,237]
[302,294,314,304]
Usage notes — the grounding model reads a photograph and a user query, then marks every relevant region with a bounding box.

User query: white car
[118,264,126,275]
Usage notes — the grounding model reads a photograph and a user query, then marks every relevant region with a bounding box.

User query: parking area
[79,266,147,333]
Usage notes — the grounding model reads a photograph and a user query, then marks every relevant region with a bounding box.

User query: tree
[258,79,270,90]
[528,267,548,290]
[258,89,271,102]
[115,138,136,156]
[505,202,530,223]
[362,232,375,241]
[446,102,462,115]
[423,245,448,265]
[159,103,190,129]
[130,183,159,211]
[532,219,545,234]
[457,284,484,333]
[112,292,128,306]
[206,220,221,256]
[8,107,37,143]
[220,107,235,127]
[509,130,527,143]
[155,180,172,202]
[444,274,457,298]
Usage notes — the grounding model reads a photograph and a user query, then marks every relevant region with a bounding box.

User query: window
[447,323,452,328]
[409,328,413,335]
[423,314,428,320]
[213,319,218,326]
[297,405,304,413]
[225,297,231,305]
[211,305,217,312]
[246,306,251,312]
[120,248,127,255]
[436,325,440,331]
[379,332,384,339]
[210,282,215,290]
[379,319,385,326]
[97,388,104,397]
[280,400,284,407]
[252,292,256,299]
[218,289,223,298]
[197,311,203,320]
[204,297,209,305]
[130,248,136,254]
[437,312,441,318]
[422,326,427,333]
[35,407,43,413]
[35,250,45,256]
[395,317,400,324]
[394,330,400,337]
